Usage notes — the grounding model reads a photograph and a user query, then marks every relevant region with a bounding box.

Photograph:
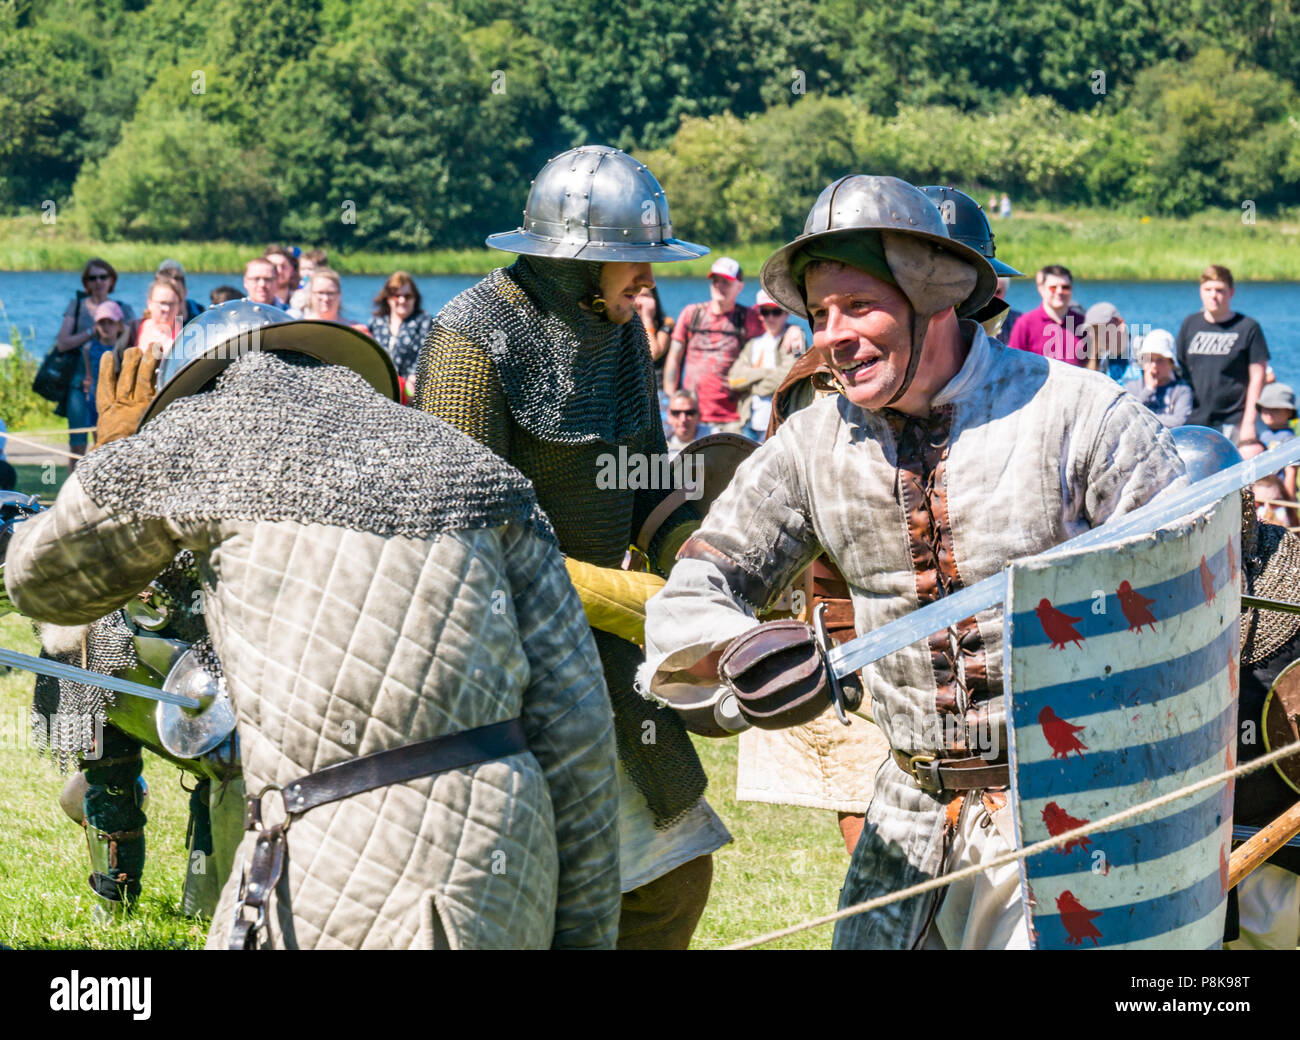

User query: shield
[1004,491,1240,949]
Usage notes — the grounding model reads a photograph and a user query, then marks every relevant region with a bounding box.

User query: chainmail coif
[75,351,553,544]
[416,258,707,828]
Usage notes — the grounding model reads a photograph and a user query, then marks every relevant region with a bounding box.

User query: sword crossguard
[814,602,862,726]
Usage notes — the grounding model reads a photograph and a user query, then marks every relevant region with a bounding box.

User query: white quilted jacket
[8,479,621,950]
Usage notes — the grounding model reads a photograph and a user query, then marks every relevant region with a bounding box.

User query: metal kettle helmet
[918,186,1022,277]
[486,145,708,263]
[140,300,400,427]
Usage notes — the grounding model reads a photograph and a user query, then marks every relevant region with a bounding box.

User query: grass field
[3,206,1297,281]
[0,607,848,949]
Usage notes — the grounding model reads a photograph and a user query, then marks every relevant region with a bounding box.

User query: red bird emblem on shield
[1200,555,1217,605]
[1116,581,1157,634]
[1056,890,1102,946]
[1036,598,1084,649]
[1041,801,1093,854]
[1039,706,1088,759]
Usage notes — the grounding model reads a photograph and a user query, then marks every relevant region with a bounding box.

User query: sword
[826,435,1300,681]
[0,646,202,709]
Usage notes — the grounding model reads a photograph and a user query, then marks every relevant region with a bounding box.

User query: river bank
[3,206,1297,280]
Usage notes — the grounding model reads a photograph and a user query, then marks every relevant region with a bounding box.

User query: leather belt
[229,717,528,950]
[891,748,1009,795]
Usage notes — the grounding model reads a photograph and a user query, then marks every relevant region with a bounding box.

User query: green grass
[0,613,208,949]
[2,206,1297,280]
[0,607,848,949]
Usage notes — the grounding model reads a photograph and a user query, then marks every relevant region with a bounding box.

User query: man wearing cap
[662,257,763,432]
[640,175,1185,949]
[415,146,730,949]
[1124,329,1193,428]
[6,302,622,948]
[1081,301,1128,378]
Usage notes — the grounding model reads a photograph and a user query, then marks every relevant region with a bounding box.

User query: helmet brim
[989,256,1023,277]
[760,226,998,322]
[139,321,399,428]
[485,230,708,263]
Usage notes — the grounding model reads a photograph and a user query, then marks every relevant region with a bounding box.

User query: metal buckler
[904,753,943,795]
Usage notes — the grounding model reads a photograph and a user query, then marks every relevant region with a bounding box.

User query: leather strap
[230,717,528,949]
[892,748,1009,795]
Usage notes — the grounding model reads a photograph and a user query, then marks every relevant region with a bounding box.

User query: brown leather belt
[229,717,528,950]
[891,748,1009,795]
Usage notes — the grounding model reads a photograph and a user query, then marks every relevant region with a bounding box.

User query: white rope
[722,735,1300,950]
[2,433,84,461]
[5,427,94,436]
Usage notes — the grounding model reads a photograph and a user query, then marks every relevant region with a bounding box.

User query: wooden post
[1228,799,1300,890]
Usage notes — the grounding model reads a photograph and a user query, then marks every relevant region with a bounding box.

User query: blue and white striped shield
[1004,492,1240,949]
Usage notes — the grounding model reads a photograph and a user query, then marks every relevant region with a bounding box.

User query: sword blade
[0,646,202,708]
[828,438,1300,679]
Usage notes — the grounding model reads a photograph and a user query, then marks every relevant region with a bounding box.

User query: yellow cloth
[564,558,666,646]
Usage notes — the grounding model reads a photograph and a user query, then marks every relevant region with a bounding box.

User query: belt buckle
[907,753,943,795]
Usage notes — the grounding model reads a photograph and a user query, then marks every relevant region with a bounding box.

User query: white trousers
[1226,863,1300,950]
[923,794,1031,950]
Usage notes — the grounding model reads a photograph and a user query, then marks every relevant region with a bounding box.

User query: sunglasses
[669,409,698,417]
[390,292,414,300]
[758,307,784,317]
[85,273,111,283]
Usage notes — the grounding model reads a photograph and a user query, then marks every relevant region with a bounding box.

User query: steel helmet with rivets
[485,145,708,262]
[760,174,998,407]
[918,186,1022,277]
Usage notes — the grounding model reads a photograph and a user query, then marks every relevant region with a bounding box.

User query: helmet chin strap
[885,308,927,408]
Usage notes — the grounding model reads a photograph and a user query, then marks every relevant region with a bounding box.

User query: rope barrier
[722,735,1300,950]
[2,433,84,461]
[5,427,94,437]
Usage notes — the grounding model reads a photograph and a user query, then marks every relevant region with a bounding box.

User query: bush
[0,332,63,432]
[71,110,281,241]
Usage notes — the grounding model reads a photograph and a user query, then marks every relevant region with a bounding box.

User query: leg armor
[81,725,147,916]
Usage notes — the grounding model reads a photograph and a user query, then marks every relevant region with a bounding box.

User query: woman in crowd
[135,276,186,360]
[55,259,137,470]
[368,272,432,391]
[634,285,674,366]
[309,268,371,336]
[265,244,299,308]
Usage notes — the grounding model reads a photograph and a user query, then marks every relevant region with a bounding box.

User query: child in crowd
[210,285,243,306]
[1255,381,1298,507]
[84,301,130,438]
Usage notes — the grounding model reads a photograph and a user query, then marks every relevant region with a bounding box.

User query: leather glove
[95,347,159,449]
[563,558,666,646]
[718,619,836,730]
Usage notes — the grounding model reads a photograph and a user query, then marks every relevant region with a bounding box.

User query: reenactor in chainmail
[8,303,622,949]
[415,146,730,949]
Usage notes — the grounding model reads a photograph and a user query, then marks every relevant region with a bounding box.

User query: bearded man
[641,176,1186,949]
[415,145,729,950]
[7,302,621,949]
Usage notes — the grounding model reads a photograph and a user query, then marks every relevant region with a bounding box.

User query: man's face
[709,274,743,311]
[1201,279,1233,319]
[807,263,915,411]
[1038,275,1072,312]
[266,252,293,293]
[597,262,655,324]
[668,396,699,441]
[245,261,277,304]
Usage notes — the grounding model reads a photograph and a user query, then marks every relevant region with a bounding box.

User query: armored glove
[718,619,862,730]
[95,347,159,449]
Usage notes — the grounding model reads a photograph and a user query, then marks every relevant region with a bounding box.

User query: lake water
[2,270,1298,381]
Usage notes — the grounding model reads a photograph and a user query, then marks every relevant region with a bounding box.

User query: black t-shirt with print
[1176,311,1269,428]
